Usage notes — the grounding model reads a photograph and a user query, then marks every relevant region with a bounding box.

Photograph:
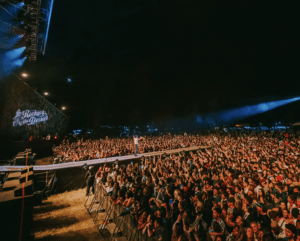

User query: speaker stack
[0,166,34,241]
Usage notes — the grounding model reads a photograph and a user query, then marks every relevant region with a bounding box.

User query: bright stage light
[14,57,27,67]
[196,97,300,126]
[0,34,25,49]
[5,47,25,60]
[14,2,25,7]
[0,47,26,78]
[11,2,25,7]
[21,72,28,78]
[218,97,300,124]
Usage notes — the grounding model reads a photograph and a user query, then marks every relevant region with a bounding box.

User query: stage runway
[0,145,210,172]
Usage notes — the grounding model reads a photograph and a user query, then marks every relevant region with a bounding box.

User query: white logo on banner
[13,109,48,126]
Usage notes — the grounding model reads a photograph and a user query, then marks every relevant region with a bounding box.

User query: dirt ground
[32,188,106,241]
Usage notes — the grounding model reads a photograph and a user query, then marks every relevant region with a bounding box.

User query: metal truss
[26,0,40,61]
[0,0,53,61]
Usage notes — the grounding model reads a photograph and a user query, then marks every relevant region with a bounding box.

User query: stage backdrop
[0,75,69,142]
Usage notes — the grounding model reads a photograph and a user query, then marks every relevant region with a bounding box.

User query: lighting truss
[38,0,53,55]
[24,0,40,61]
[0,0,54,61]
[25,0,54,60]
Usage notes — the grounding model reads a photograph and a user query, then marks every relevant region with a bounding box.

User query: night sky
[19,0,300,129]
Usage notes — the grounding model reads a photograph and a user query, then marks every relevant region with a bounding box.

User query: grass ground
[32,188,104,241]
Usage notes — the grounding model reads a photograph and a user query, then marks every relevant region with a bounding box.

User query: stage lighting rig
[0,1,25,5]
[1,0,55,61]
[21,0,40,61]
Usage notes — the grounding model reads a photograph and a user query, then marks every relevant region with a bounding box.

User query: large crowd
[53,134,205,162]
[86,129,300,241]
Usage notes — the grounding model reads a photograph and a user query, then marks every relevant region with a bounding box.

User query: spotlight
[21,72,28,78]
[14,2,25,7]
[209,97,300,126]
[14,57,27,67]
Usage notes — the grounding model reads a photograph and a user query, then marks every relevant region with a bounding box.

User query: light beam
[196,97,300,126]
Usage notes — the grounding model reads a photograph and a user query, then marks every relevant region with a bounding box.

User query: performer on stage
[133,135,143,156]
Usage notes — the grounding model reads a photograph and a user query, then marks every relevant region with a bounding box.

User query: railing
[1,146,205,172]
[83,146,210,240]
[87,183,155,241]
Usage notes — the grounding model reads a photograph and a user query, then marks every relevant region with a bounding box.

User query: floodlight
[21,72,28,78]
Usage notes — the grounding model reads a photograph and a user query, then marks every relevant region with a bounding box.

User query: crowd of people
[53,134,205,162]
[88,129,300,241]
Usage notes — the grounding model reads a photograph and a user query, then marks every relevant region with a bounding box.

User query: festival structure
[0,75,69,141]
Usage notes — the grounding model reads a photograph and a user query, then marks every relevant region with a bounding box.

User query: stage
[0,145,209,172]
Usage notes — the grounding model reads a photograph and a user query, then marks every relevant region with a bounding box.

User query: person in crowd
[112,190,125,205]
[250,221,263,241]
[85,166,95,196]
[137,210,148,230]
[172,222,184,241]
[142,214,155,237]
[285,223,297,241]
[243,205,253,227]
[245,226,254,241]
[77,129,300,240]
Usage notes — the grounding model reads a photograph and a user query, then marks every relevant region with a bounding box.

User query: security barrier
[86,183,156,241]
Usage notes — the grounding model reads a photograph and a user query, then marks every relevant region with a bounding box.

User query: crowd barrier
[85,147,212,240]
[88,183,156,241]
[0,154,141,172]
